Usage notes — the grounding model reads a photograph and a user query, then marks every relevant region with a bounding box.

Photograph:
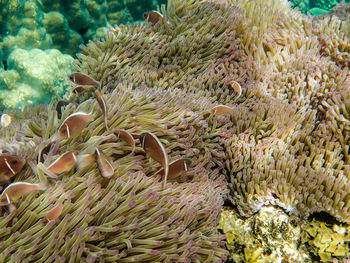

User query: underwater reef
[0,48,73,108]
[0,0,161,58]
[289,0,350,15]
[0,0,350,262]
[0,0,166,109]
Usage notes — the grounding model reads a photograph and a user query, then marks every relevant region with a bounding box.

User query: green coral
[0,48,73,109]
[309,0,339,10]
[288,0,349,14]
[43,11,83,55]
[0,0,166,109]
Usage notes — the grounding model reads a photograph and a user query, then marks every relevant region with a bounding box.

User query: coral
[309,0,339,10]
[288,0,349,14]
[0,48,73,109]
[124,0,154,21]
[43,11,83,55]
[289,0,310,13]
[41,0,104,43]
[0,0,162,60]
[0,28,52,62]
[302,220,350,262]
[0,0,168,109]
[309,7,329,15]
[219,206,350,262]
[0,0,51,61]
[104,0,132,26]
[218,206,311,262]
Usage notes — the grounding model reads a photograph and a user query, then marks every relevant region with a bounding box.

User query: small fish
[140,132,169,186]
[47,152,77,175]
[155,158,191,181]
[45,202,63,221]
[1,192,16,213]
[114,129,136,153]
[37,140,58,164]
[211,105,233,115]
[131,133,140,139]
[56,100,70,119]
[0,182,46,206]
[0,114,12,127]
[73,85,94,94]
[69,72,100,87]
[230,80,242,97]
[0,155,26,183]
[3,193,10,205]
[58,112,92,139]
[95,148,114,178]
[95,90,108,129]
[76,153,96,169]
[143,10,164,26]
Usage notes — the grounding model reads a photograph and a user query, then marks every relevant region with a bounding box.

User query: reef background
[0,0,350,262]
[290,0,350,14]
[0,0,165,108]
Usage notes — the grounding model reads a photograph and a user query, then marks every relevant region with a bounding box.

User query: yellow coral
[302,221,350,262]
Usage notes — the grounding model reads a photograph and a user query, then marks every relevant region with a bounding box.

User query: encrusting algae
[0,0,350,261]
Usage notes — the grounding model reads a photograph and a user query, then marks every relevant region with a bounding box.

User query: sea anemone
[0,82,229,261]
